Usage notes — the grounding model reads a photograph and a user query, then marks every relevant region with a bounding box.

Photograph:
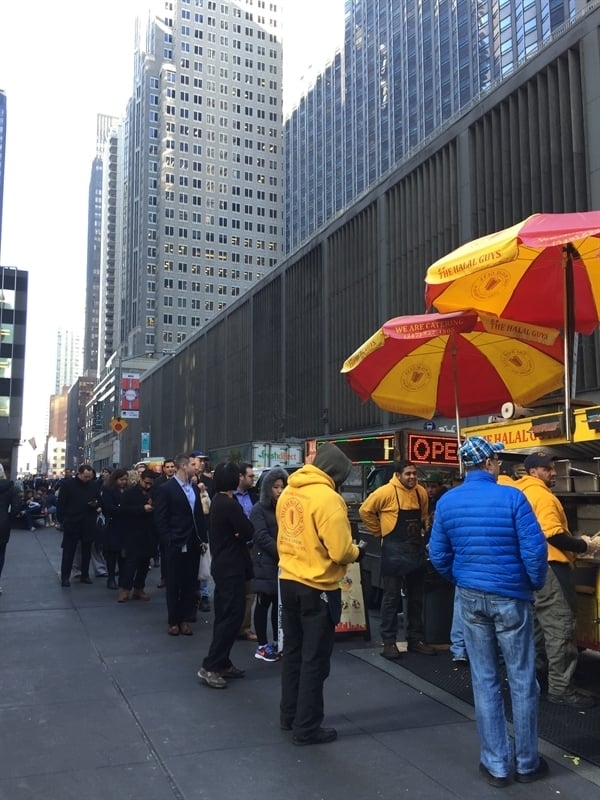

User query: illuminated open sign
[402,432,459,467]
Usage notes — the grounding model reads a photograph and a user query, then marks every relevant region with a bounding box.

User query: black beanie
[313,443,352,488]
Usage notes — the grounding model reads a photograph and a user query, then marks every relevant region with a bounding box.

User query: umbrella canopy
[341,310,564,420]
[425,211,600,334]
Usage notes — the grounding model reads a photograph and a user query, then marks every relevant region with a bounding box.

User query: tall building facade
[83,114,119,373]
[0,266,27,475]
[285,0,581,252]
[98,124,122,372]
[0,89,6,260]
[119,0,284,359]
[54,329,82,393]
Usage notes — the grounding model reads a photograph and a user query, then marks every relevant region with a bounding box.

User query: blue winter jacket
[429,470,547,601]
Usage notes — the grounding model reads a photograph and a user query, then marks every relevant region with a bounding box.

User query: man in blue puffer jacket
[429,436,548,789]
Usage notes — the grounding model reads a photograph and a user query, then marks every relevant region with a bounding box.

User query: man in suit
[154,454,207,636]
[57,464,102,587]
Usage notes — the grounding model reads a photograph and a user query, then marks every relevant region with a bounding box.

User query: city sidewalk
[1,528,598,800]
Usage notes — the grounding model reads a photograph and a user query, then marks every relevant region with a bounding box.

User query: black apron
[380,489,426,577]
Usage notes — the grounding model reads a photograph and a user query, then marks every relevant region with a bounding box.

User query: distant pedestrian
[429,437,549,787]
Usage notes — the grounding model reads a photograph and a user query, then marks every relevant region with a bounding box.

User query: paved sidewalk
[0,528,598,800]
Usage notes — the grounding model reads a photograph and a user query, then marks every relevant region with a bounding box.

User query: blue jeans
[450,590,467,659]
[458,586,540,778]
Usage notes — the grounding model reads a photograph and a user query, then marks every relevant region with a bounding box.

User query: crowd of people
[2,438,598,787]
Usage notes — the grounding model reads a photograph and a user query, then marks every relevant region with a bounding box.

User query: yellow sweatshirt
[276,464,359,591]
[358,475,429,537]
[515,475,570,564]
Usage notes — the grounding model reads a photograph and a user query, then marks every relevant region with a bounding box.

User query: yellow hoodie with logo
[276,464,359,591]
[515,475,570,565]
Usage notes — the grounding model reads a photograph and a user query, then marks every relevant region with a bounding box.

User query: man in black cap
[276,443,364,745]
[517,451,600,708]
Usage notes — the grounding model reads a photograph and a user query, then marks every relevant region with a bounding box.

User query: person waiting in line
[276,443,363,745]
[57,464,102,587]
[234,462,258,641]
[189,450,213,611]
[153,458,176,587]
[154,454,206,636]
[516,451,600,708]
[100,468,130,590]
[429,436,549,788]
[359,460,436,659]
[117,469,157,603]
[198,461,254,689]
[249,467,288,663]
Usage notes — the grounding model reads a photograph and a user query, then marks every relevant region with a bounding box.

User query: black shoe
[280,718,293,731]
[407,640,436,656]
[548,692,595,708]
[106,578,118,590]
[80,576,93,584]
[60,579,70,588]
[199,597,211,612]
[219,665,245,679]
[292,727,337,746]
[479,763,509,788]
[515,756,549,784]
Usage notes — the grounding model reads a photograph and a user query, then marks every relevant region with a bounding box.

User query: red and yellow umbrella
[425,211,600,333]
[424,211,600,437]
[341,310,564,421]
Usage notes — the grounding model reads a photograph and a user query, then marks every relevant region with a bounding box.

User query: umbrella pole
[563,247,575,441]
[452,341,464,477]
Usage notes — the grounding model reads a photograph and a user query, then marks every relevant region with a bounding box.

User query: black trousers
[280,580,336,737]
[0,526,10,578]
[202,575,246,671]
[164,543,201,626]
[120,554,150,591]
[380,567,426,644]
[61,531,91,582]
[253,591,278,645]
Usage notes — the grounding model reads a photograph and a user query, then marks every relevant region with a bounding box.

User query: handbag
[198,544,212,581]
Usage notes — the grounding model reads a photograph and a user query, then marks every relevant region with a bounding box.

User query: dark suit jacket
[154,477,207,549]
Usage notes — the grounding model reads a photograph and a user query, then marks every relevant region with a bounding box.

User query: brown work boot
[381,642,402,660]
[132,589,151,601]
[117,589,130,603]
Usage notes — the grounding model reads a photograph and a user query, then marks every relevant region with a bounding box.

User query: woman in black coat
[199,462,254,689]
[100,469,129,590]
[249,467,287,661]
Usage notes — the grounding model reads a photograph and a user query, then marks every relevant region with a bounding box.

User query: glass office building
[285,0,578,252]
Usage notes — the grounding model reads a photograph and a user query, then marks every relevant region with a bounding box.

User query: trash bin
[423,561,454,644]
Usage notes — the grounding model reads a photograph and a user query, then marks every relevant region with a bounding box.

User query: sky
[0,0,345,458]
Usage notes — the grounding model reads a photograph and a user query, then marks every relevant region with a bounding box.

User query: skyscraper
[119,0,284,359]
[54,329,82,394]
[285,0,578,252]
[0,89,6,260]
[83,113,118,374]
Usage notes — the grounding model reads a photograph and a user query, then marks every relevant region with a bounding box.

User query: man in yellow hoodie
[517,451,600,708]
[277,443,362,745]
[359,460,435,659]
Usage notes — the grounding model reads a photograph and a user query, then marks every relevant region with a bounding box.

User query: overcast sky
[0,0,345,456]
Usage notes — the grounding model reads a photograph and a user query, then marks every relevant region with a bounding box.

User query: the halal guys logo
[471,268,511,300]
[400,362,432,392]
[279,495,305,536]
[501,348,534,375]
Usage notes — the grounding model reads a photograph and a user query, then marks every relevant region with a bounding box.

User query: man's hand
[582,535,600,554]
